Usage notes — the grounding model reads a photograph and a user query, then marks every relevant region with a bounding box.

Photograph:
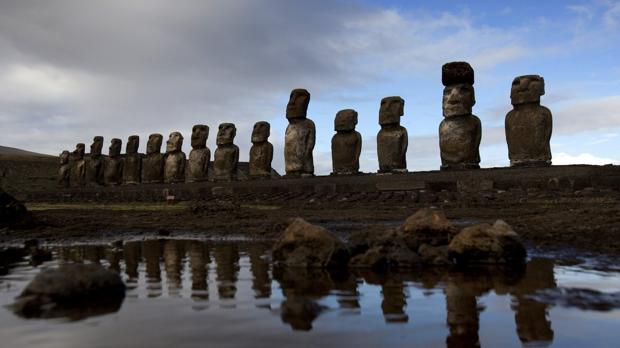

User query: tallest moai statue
[284,88,315,177]
[439,62,481,170]
[505,75,552,167]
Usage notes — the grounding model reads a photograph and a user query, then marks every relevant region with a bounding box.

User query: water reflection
[2,239,613,346]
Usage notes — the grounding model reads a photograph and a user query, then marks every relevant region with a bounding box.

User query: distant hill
[0,146,54,158]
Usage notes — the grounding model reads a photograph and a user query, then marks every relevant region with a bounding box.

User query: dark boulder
[0,188,32,228]
[448,220,526,264]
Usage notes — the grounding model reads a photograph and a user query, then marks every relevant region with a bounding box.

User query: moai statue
[85,136,104,185]
[439,62,481,170]
[213,123,239,181]
[142,133,164,184]
[377,96,408,173]
[284,88,315,177]
[505,75,552,167]
[164,132,186,183]
[332,109,362,175]
[58,150,71,188]
[249,121,273,178]
[69,143,85,187]
[104,138,123,186]
[123,135,141,185]
[187,124,210,183]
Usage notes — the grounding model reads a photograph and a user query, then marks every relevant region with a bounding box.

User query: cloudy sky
[1,0,619,174]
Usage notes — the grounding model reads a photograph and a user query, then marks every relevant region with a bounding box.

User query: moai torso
[249,121,273,178]
[284,89,315,177]
[505,75,552,167]
[69,143,85,187]
[377,97,408,173]
[164,132,186,184]
[123,135,142,185]
[58,151,71,188]
[214,123,239,181]
[85,136,104,185]
[439,62,481,170]
[104,138,123,186]
[439,115,481,169]
[142,134,164,184]
[187,125,210,182]
[332,109,362,175]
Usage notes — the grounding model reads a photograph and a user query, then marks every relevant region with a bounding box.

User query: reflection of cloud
[553,152,618,165]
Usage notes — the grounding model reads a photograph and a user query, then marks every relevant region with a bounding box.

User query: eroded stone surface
[448,220,526,264]
[69,143,86,187]
[213,123,239,181]
[104,138,123,186]
[123,135,141,185]
[164,132,186,183]
[187,125,210,183]
[377,96,408,173]
[85,136,104,186]
[249,121,273,178]
[400,207,456,251]
[506,75,552,167]
[58,150,70,188]
[142,133,164,184]
[332,109,362,175]
[285,89,315,177]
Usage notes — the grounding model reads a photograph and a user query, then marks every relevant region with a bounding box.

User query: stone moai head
[252,121,270,143]
[109,138,122,157]
[126,135,139,154]
[91,136,104,156]
[217,123,237,146]
[286,88,310,119]
[166,132,183,153]
[147,134,163,155]
[59,150,70,165]
[191,124,209,149]
[379,96,404,125]
[74,143,85,159]
[511,75,545,105]
[442,61,475,118]
[335,109,358,131]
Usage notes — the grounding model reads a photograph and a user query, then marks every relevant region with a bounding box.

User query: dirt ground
[1,192,619,256]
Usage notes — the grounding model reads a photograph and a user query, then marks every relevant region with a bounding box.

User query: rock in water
[272,218,349,268]
[448,220,526,264]
[11,263,126,320]
[399,208,456,251]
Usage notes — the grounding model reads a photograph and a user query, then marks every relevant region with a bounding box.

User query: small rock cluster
[272,208,526,270]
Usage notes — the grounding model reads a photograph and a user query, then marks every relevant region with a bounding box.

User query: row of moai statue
[59,61,553,187]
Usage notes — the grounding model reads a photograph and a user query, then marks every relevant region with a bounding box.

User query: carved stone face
[286,89,310,119]
[59,150,70,165]
[335,109,358,131]
[147,134,163,155]
[91,136,103,156]
[511,75,545,105]
[442,84,475,118]
[217,123,236,146]
[126,135,139,154]
[166,132,183,153]
[379,96,404,125]
[252,121,270,143]
[74,143,85,159]
[191,125,209,149]
[109,138,122,157]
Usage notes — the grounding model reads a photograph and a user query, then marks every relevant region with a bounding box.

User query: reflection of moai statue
[164,132,186,183]
[58,150,71,188]
[377,96,408,173]
[332,109,362,175]
[85,136,104,185]
[69,143,85,187]
[123,135,141,185]
[142,133,164,184]
[506,75,552,167]
[284,88,315,177]
[439,62,481,170]
[187,125,210,183]
[213,123,239,181]
[104,138,123,186]
[249,121,273,178]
